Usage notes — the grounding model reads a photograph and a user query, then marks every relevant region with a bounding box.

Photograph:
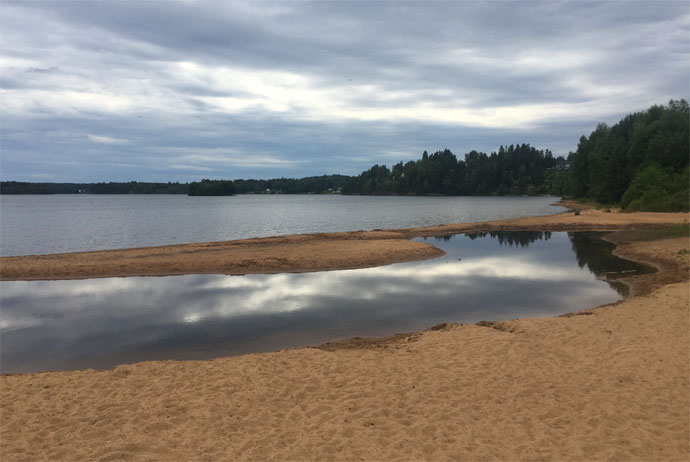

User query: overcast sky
[1,1,688,182]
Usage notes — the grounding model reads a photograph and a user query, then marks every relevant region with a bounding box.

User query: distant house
[555,159,571,171]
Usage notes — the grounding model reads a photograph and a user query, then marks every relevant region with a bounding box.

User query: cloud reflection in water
[0,232,652,373]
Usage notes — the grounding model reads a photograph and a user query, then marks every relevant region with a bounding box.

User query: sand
[1,201,687,280]
[0,234,444,281]
[1,205,689,460]
[0,236,688,461]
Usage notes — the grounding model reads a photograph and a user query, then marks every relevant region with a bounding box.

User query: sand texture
[1,235,688,461]
[1,202,687,280]
[0,235,444,281]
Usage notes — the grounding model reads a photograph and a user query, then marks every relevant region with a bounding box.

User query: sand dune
[1,235,688,461]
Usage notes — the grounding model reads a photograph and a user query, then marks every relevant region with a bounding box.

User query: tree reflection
[463,231,552,247]
[567,232,655,296]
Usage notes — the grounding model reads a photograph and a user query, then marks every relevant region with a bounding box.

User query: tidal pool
[0,232,653,373]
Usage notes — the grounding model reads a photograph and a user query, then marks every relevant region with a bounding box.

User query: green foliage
[568,99,689,210]
[544,169,571,197]
[0,176,348,196]
[232,175,348,194]
[7,99,686,207]
[188,179,236,196]
[342,145,561,196]
[0,181,188,194]
[620,165,689,212]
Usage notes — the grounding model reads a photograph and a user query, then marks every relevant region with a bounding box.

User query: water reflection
[0,232,653,373]
[465,231,552,247]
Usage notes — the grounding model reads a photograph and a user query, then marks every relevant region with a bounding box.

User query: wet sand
[1,234,688,461]
[1,201,686,280]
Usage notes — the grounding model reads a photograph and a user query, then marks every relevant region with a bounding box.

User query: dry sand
[0,238,687,461]
[1,201,687,280]
[1,205,689,460]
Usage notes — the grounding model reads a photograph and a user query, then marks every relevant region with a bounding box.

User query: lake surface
[0,195,566,256]
[0,232,653,374]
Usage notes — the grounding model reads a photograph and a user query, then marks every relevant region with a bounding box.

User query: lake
[0,195,566,256]
[0,232,654,373]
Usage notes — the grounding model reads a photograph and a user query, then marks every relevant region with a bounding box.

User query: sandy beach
[0,201,687,281]
[1,205,689,461]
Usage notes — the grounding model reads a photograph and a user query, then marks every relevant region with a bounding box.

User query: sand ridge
[1,201,687,280]
[0,236,445,281]
[0,236,688,461]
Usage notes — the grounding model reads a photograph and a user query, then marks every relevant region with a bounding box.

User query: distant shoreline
[0,200,686,281]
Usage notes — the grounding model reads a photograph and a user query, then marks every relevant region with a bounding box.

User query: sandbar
[1,200,687,280]
[1,202,689,460]
[1,232,688,460]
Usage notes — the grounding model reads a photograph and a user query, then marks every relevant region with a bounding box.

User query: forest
[232,175,348,194]
[188,179,236,196]
[568,99,688,211]
[341,145,562,196]
[185,175,350,195]
[0,176,348,196]
[341,99,688,211]
[2,100,687,211]
[0,181,188,195]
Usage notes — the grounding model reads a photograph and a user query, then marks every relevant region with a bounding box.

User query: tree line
[341,145,562,196]
[568,99,688,211]
[0,181,188,195]
[232,175,348,194]
[1,176,349,196]
[188,175,350,195]
[188,179,236,196]
[2,100,687,210]
[341,99,688,211]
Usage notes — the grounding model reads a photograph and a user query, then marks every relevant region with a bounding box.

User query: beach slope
[1,234,688,461]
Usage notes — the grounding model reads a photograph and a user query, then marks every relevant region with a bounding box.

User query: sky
[1,1,688,182]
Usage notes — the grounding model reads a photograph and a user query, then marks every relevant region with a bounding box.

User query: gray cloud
[1,0,688,181]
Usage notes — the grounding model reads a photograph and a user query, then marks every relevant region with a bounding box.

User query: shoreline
[1,233,687,460]
[1,228,683,375]
[316,233,688,349]
[1,200,687,281]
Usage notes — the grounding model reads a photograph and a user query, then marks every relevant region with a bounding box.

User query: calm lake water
[0,195,566,256]
[0,232,653,373]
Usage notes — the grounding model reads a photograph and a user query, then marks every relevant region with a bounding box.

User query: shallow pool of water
[0,232,653,373]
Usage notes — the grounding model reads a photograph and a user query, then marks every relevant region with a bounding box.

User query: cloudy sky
[1,1,688,182]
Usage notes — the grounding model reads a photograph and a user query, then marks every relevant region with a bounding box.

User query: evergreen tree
[568,99,689,211]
